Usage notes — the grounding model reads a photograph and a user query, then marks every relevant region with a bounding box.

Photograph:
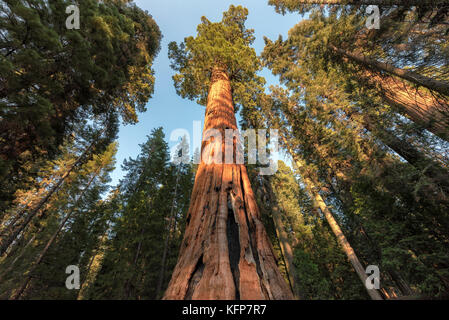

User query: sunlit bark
[163,68,293,300]
[376,75,449,142]
[0,139,98,257]
[329,45,449,97]
[329,44,449,141]
[10,169,100,300]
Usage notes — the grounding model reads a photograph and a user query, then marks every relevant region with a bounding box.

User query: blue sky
[110,0,303,186]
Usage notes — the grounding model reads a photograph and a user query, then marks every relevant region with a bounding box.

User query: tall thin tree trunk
[10,208,75,300]
[163,67,293,300]
[0,139,97,257]
[10,169,99,300]
[0,229,40,284]
[271,203,300,299]
[263,104,382,300]
[77,234,108,300]
[288,145,383,300]
[124,228,145,299]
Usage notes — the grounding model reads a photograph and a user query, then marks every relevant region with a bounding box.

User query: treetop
[168,5,265,110]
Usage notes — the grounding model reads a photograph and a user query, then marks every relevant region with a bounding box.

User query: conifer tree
[252,84,449,297]
[0,0,162,210]
[0,119,118,257]
[165,6,293,299]
[85,128,194,300]
[0,142,117,299]
[269,0,447,15]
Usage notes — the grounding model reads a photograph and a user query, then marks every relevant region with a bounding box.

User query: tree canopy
[168,5,264,109]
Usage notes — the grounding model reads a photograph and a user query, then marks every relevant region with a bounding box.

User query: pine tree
[85,128,194,300]
[0,0,162,210]
[252,93,383,299]
[253,83,449,297]
[0,142,117,299]
[0,121,118,258]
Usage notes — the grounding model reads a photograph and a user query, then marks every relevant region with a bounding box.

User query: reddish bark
[163,68,293,300]
[329,44,449,141]
[375,74,449,141]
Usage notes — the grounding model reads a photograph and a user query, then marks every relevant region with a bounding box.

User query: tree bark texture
[163,68,294,300]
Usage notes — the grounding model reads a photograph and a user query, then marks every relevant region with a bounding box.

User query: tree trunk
[0,139,97,257]
[0,229,40,284]
[77,233,108,300]
[316,87,448,192]
[271,203,300,299]
[10,169,99,300]
[10,208,75,300]
[288,145,383,300]
[271,95,417,299]
[328,44,449,141]
[123,228,145,299]
[163,67,293,300]
[359,113,449,197]
[265,102,382,299]
[371,73,449,142]
[329,44,449,97]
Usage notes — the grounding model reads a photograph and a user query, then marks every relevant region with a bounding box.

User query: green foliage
[256,10,449,294]
[0,141,117,299]
[85,128,194,299]
[168,5,265,109]
[0,0,162,210]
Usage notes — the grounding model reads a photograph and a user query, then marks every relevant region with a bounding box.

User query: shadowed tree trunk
[10,166,101,300]
[163,67,293,300]
[261,103,382,300]
[285,140,383,300]
[0,139,98,257]
[156,169,181,298]
[271,203,300,299]
[253,175,301,298]
[359,113,449,197]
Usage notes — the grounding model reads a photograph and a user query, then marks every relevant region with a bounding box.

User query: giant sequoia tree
[164,6,293,300]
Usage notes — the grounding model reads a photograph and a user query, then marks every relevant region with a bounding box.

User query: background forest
[0,0,448,300]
